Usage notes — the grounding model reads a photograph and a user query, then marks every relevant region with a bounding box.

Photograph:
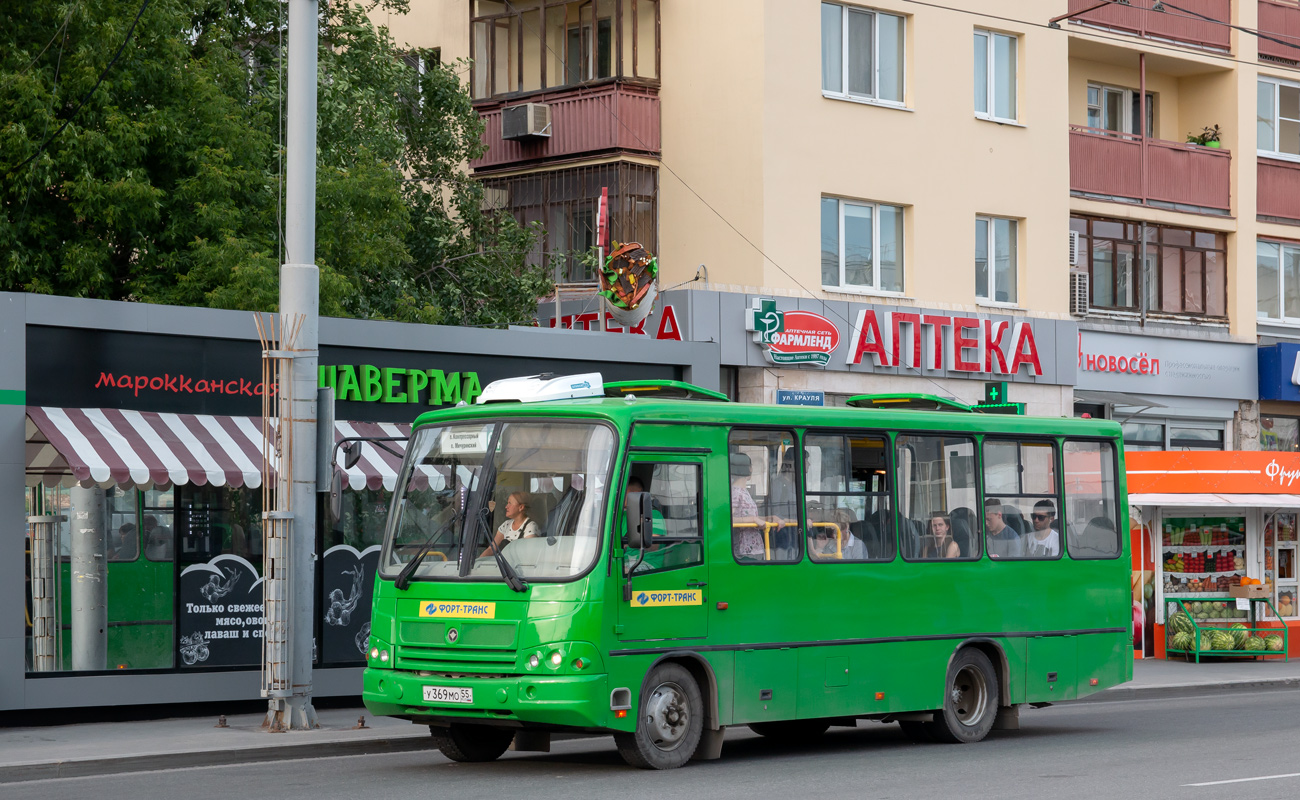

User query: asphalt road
[8,690,1300,799]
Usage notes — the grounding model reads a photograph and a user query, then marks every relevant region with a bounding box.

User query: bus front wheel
[430,723,515,762]
[931,648,999,744]
[615,663,704,769]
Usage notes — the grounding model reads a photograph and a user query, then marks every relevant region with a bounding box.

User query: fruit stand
[1164,596,1289,663]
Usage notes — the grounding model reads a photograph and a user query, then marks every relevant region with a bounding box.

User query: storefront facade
[544,289,1079,416]
[0,292,718,711]
[1073,327,1266,658]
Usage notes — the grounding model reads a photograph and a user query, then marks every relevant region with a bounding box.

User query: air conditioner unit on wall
[502,103,551,140]
[1069,230,1084,267]
[1069,271,1090,316]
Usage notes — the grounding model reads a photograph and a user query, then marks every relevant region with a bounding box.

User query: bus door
[617,455,709,643]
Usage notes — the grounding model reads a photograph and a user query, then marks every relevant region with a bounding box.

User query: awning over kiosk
[1127,452,1300,510]
[1130,493,1300,508]
[26,408,424,492]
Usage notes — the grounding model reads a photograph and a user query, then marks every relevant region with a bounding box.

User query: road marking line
[1185,772,1300,787]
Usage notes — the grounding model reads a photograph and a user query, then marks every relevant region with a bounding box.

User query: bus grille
[395,645,518,675]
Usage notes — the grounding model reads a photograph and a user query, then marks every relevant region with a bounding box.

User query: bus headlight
[379,649,389,663]
[549,651,563,667]
[527,653,540,670]
[370,647,380,660]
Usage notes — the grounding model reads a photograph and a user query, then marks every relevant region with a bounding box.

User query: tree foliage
[1,0,551,326]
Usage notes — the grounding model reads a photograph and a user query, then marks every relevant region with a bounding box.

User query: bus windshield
[379,420,616,583]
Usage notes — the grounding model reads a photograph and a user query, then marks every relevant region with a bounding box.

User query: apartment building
[386,1,1088,414]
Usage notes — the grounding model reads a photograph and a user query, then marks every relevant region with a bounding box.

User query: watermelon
[1171,632,1193,651]
[1169,613,1195,635]
[1265,634,1285,652]
[1210,630,1235,651]
[1229,623,1248,649]
[1244,636,1265,652]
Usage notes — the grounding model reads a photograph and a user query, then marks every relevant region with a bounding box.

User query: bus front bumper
[362,668,620,730]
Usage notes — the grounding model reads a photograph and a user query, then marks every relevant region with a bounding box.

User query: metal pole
[69,487,107,672]
[28,515,64,672]
[266,0,319,731]
[1139,53,1147,206]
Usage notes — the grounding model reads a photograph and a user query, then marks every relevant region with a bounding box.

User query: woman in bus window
[482,492,538,557]
[921,512,960,559]
[730,453,766,559]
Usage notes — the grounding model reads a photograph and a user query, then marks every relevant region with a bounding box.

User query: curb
[1081,676,1300,703]
[0,734,436,785]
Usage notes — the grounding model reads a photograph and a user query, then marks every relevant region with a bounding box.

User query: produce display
[1165,602,1289,660]
[1161,518,1247,600]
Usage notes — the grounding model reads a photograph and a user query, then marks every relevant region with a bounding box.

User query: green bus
[361,374,1131,769]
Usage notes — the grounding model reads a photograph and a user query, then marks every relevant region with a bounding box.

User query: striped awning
[26,408,424,493]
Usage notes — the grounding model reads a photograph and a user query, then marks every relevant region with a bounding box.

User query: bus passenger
[1025,499,1060,558]
[921,513,960,559]
[730,453,766,559]
[482,492,538,557]
[984,499,1024,559]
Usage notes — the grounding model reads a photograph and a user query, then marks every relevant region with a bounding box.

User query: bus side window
[982,440,1062,560]
[729,429,801,563]
[896,435,979,561]
[1063,440,1121,559]
[804,433,893,562]
[626,462,703,573]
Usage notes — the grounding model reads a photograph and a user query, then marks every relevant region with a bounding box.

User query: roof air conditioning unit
[502,103,551,140]
[1069,230,1084,267]
[1069,271,1090,316]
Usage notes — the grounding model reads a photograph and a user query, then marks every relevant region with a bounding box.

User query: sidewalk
[2,658,1299,783]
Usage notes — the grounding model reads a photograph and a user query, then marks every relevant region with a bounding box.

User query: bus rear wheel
[615,663,704,769]
[931,648,999,744]
[748,720,831,741]
[430,723,515,762]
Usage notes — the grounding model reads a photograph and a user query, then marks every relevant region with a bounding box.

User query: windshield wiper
[394,509,460,591]
[476,503,528,593]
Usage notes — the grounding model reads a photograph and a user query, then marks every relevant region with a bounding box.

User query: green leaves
[2,0,551,327]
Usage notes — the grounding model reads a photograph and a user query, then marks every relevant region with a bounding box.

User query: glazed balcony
[1260,1,1300,61]
[1066,0,1231,51]
[469,81,660,172]
[1069,126,1231,213]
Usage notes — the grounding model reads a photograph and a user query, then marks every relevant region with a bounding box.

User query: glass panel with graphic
[1160,515,1246,606]
[1264,513,1298,620]
[323,488,391,664]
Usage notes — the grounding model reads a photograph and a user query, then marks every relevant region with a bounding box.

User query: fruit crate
[1165,597,1289,663]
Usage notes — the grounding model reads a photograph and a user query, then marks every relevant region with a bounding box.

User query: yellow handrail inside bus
[809,522,843,558]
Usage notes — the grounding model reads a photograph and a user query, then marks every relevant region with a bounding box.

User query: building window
[1086,82,1154,137]
[1123,421,1225,451]
[1122,422,1164,452]
[470,0,659,101]
[821,196,904,293]
[975,216,1017,304]
[482,161,657,284]
[1258,239,1300,323]
[821,3,905,105]
[1262,416,1300,452]
[1258,77,1300,159]
[974,29,1017,122]
[1170,427,1224,451]
[1071,216,1226,318]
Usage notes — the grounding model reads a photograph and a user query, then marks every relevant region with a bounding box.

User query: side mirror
[341,440,362,470]
[624,491,653,550]
[328,469,343,525]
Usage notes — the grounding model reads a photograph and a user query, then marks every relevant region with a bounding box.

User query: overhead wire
[0,3,78,91]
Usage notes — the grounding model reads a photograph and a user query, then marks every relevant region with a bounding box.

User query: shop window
[1264,513,1298,619]
[1169,426,1223,451]
[729,429,802,563]
[1162,515,1245,598]
[982,440,1061,560]
[896,434,980,560]
[1261,415,1300,452]
[1122,421,1164,452]
[1072,216,1226,318]
[1063,440,1120,559]
[471,0,660,100]
[624,462,703,573]
[804,433,893,562]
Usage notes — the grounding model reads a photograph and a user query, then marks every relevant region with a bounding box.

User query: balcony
[1260,1,1300,61]
[469,82,660,172]
[1066,0,1231,51]
[1069,126,1231,213]
[1259,157,1300,221]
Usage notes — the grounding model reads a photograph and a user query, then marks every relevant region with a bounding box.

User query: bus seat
[1002,505,1028,536]
[1072,516,1119,558]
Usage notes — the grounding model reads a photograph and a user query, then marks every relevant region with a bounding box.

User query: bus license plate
[423,685,473,704]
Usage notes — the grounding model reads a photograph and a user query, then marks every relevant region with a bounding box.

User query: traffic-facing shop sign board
[1076,330,1257,399]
